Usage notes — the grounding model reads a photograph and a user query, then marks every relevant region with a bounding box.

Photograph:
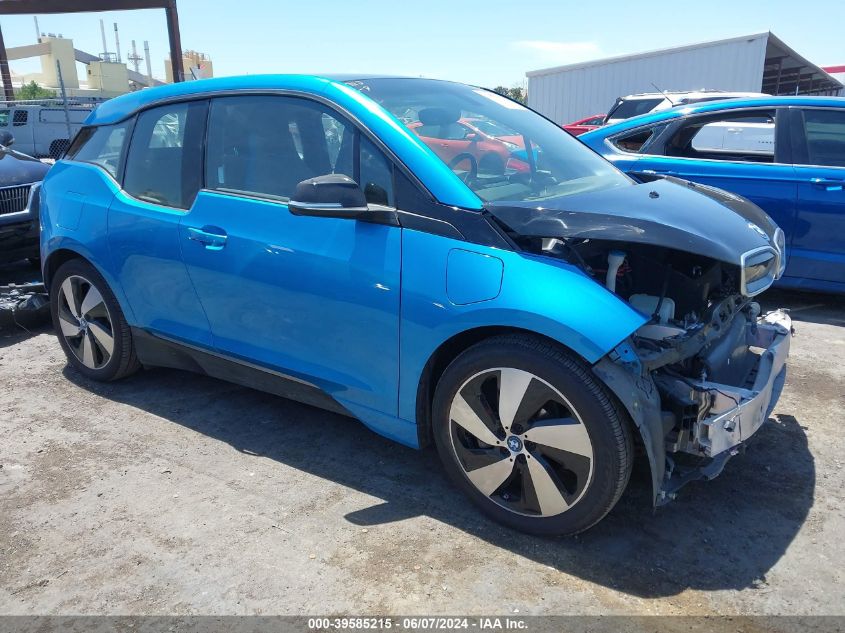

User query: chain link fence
[0,97,105,160]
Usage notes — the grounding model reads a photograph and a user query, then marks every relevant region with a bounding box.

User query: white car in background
[0,104,93,159]
[691,113,776,157]
[604,90,768,125]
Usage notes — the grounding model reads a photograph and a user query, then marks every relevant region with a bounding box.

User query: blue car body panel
[581,96,845,293]
[40,74,652,451]
[397,230,647,423]
[179,189,402,419]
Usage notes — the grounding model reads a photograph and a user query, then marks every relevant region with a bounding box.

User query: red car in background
[563,113,605,136]
[408,118,528,174]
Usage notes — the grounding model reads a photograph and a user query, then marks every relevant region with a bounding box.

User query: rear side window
[664,110,776,163]
[606,98,664,120]
[13,110,28,126]
[66,122,131,178]
[799,109,845,168]
[611,128,657,153]
[123,100,207,209]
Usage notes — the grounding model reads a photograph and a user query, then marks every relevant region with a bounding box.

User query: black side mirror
[0,130,14,147]
[288,174,398,225]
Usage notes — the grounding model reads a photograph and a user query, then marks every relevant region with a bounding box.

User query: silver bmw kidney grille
[0,184,33,216]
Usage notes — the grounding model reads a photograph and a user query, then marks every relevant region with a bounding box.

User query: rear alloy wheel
[50,259,140,381]
[56,274,115,370]
[433,335,632,535]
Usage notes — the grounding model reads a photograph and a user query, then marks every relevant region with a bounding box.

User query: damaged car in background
[41,75,791,536]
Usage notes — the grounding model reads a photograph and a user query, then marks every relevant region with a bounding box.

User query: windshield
[347,78,629,203]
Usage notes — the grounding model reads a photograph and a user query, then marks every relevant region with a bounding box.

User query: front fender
[398,229,648,422]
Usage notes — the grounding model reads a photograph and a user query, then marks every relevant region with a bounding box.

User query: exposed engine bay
[519,234,792,503]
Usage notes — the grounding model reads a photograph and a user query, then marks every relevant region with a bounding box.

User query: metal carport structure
[527,32,843,125]
[0,0,184,101]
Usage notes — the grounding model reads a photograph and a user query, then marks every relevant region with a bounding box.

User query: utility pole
[56,59,72,141]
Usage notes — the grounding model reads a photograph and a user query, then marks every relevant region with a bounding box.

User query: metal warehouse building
[527,32,843,124]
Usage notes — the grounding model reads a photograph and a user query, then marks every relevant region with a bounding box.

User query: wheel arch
[415,325,595,448]
[414,325,658,505]
[43,245,135,325]
[43,247,90,289]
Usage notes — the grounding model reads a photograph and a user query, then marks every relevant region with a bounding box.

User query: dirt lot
[1,259,844,616]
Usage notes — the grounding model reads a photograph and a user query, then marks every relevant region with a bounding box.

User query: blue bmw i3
[40,75,792,534]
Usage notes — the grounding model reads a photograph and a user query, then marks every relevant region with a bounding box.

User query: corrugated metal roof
[527,32,770,78]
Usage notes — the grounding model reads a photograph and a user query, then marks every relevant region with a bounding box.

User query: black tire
[50,258,140,381]
[432,334,633,536]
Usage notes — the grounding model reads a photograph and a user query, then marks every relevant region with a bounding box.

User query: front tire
[432,335,633,536]
[50,259,140,381]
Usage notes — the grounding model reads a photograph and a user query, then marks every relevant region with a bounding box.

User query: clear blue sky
[1,0,842,87]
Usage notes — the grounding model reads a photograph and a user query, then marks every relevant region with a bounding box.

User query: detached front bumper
[690,310,792,458]
[656,309,793,502]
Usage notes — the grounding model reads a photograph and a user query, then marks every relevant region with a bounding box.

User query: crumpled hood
[487,177,778,265]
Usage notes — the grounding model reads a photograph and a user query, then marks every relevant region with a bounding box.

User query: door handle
[633,169,677,177]
[187,226,228,250]
[810,178,844,192]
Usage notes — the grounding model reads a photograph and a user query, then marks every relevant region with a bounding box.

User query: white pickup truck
[0,104,93,159]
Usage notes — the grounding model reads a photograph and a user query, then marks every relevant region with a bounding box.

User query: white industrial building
[527,32,844,125]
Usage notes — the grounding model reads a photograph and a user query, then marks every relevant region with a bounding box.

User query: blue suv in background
[40,75,792,534]
[581,97,845,294]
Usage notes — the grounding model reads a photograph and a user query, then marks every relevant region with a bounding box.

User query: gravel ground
[1,260,844,616]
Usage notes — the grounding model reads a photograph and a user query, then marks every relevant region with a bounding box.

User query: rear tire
[432,334,633,536]
[50,259,140,381]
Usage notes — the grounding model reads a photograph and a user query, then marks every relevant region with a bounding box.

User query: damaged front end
[488,178,793,504]
[596,299,792,505]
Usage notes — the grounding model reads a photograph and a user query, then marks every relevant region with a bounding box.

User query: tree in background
[15,81,56,100]
[492,85,527,105]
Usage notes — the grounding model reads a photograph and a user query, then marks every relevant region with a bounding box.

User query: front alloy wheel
[449,368,594,517]
[433,335,633,535]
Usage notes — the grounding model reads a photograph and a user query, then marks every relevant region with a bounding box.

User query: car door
[626,108,798,246]
[179,94,401,416]
[788,106,845,287]
[106,99,213,346]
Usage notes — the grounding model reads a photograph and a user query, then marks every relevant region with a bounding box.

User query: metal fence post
[55,59,73,142]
